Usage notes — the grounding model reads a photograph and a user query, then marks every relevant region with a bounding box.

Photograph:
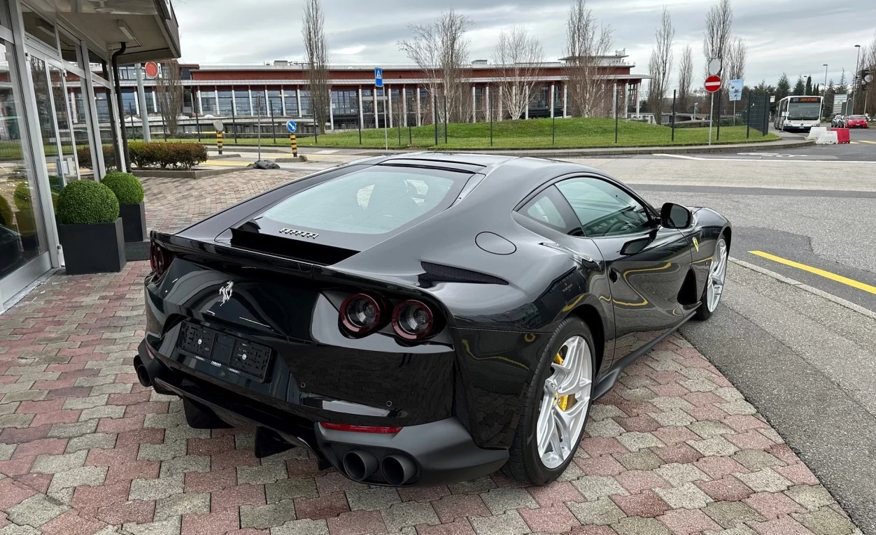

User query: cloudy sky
[174,0,876,89]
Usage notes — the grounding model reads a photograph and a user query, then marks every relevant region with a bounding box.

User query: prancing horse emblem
[219,281,234,306]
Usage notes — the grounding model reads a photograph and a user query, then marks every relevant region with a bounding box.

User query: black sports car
[136,154,730,487]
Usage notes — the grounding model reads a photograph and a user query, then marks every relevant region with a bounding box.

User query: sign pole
[383,91,388,150]
[709,92,714,146]
[256,95,262,161]
[290,134,297,157]
[217,132,223,155]
[671,89,676,142]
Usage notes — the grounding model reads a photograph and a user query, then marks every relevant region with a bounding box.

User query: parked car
[845,115,868,128]
[831,115,845,127]
[0,225,23,277]
[134,154,732,487]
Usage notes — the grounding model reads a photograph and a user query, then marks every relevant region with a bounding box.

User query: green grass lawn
[144,117,778,150]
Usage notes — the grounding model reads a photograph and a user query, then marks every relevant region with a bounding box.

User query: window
[283,88,297,116]
[260,167,466,235]
[555,178,652,237]
[234,89,251,115]
[525,194,567,229]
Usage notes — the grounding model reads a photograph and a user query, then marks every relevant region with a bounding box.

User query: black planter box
[58,218,126,275]
[119,202,147,243]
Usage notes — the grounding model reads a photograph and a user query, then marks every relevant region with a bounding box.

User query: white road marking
[315,149,339,154]
[652,153,704,160]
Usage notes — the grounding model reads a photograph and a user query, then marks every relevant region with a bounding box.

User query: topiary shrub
[0,195,12,228]
[14,181,60,211]
[56,180,119,225]
[13,181,31,211]
[101,172,144,205]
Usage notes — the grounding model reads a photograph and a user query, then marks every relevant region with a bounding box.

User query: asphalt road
[582,158,876,534]
[641,125,876,161]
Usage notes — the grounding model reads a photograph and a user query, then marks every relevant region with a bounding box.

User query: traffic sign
[285,120,297,134]
[708,59,722,75]
[144,61,159,78]
[212,120,225,133]
[705,75,722,93]
[374,67,383,88]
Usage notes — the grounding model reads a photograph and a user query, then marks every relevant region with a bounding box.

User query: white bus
[774,96,823,131]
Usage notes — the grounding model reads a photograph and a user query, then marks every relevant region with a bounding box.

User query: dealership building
[114,52,647,137]
[0,0,179,312]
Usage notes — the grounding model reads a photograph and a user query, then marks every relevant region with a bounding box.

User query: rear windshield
[260,166,468,235]
[849,115,866,119]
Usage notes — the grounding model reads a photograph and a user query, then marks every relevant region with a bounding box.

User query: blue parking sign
[375,67,383,88]
[286,120,297,134]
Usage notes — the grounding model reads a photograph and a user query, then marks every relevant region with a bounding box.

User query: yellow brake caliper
[553,352,569,411]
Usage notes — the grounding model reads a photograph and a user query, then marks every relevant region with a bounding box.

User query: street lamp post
[851,45,861,114]
[823,64,829,92]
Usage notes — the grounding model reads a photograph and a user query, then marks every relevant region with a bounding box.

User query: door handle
[609,269,619,283]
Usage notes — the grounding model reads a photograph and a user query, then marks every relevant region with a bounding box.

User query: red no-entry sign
[144,61,159,78]
[705,75,722,93]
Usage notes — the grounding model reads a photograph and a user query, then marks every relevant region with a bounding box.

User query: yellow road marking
[860,140,876,145]
[750,251,876,295]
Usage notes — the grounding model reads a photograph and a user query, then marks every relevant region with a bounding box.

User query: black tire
[183,398,232,429]
[503,317,595,485]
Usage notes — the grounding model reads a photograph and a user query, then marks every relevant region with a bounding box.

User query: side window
[519,186,579,235]
[555,178,652,237]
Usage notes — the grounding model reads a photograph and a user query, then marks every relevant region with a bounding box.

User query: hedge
[102,172,144,205]
[77,145,116,170]
[56,181,119,225]
[128,142,207,170]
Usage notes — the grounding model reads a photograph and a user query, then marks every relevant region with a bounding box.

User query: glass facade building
[0,0,180,312]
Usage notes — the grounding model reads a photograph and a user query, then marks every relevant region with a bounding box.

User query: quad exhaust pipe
[381,454,416,486]
[343,450,378,481]
[133,356,152,388]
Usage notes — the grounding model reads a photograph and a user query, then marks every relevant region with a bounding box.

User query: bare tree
[727,38,746,80]
[702,0,733,77]
[677,45,693,112]
[565,0,614,117]
[493,27,545,120]
[155,60,183,137]
[302,0,330,134]
[647,6,674,118]
[399,10,472,124]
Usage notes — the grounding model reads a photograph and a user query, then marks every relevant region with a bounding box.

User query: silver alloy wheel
[536,335,593,469]
[706,237,729,312]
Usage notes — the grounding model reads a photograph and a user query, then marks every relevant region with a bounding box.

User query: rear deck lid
[230,165,472,264]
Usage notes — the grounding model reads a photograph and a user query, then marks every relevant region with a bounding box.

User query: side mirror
[661,203,692,229]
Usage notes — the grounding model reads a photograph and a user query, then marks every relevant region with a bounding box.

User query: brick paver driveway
[0,170,862,535]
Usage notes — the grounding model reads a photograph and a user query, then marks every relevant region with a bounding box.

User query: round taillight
[340,294,383,336]
[392,300,435,340]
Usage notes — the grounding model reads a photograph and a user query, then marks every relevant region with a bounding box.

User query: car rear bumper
[134,341,508,486]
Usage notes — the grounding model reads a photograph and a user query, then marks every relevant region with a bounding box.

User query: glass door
[0,39,48,295]
[28,52,77,191]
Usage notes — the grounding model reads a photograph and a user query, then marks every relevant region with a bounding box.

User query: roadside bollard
[217,132,223,155]
[290,134,298,158]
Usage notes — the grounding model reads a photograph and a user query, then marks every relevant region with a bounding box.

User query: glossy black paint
[141,154,730,481]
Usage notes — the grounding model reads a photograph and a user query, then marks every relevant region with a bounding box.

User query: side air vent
[419,262,508,286]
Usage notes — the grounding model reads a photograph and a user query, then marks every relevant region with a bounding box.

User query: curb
[190,139,814,158]
[729,257,876,321]
[350,139,814,158]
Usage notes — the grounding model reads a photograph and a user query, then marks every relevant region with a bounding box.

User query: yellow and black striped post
[217,132,224,155]
[290,134,298,158]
